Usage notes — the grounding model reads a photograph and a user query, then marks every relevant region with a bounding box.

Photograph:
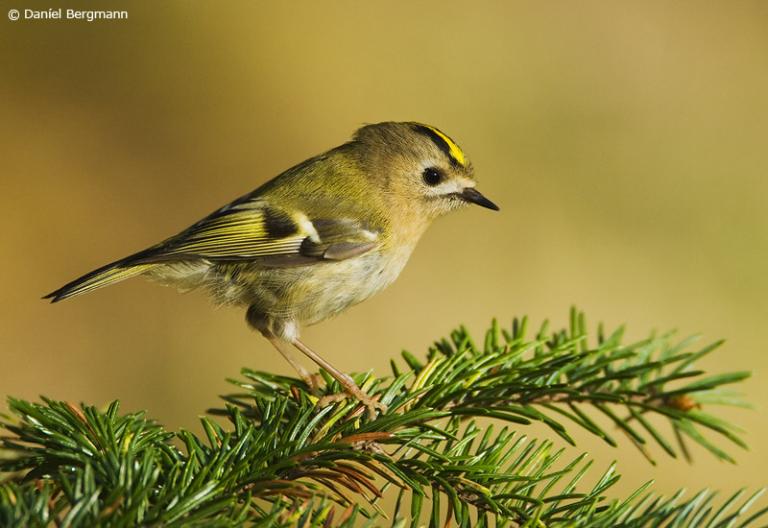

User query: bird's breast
[218,239,417,328]
[295,242,415,325]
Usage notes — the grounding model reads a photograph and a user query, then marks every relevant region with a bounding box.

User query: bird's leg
[291,338,387,419]
[266,336,320,391]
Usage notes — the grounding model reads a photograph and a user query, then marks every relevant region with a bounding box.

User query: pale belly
[182,244,415,329]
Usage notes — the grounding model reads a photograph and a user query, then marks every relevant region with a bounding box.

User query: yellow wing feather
[45,203,379,302]
[158,208,307,259]
[44,263,155,302]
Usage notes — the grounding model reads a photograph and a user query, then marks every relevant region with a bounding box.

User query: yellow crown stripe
[425,125,466,166]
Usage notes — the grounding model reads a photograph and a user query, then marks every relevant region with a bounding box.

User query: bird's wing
[135,202,379,266]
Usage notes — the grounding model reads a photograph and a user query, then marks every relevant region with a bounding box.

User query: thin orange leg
[266,336,319,391]
[292,338,387,418]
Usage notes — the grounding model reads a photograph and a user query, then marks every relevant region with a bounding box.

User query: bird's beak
[461,187,500,211]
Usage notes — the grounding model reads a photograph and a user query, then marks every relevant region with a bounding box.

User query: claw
[317,390,387,419]
[316,393,348,407]
[287,338,388,419]
[304,373,323,393]
[360,395,388,420]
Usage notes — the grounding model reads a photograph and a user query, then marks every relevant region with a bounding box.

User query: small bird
[45,122,498,417]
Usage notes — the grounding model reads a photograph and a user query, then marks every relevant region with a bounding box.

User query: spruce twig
[0,309,764,526]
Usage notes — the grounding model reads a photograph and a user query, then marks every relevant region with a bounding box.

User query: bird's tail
[43,259,156,303]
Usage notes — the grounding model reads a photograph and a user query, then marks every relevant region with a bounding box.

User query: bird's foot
[317,387,387,420]
[359,394,388,420]
[298,372,323,393]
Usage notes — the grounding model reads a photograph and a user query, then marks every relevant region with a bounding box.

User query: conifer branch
[1,310,764,526]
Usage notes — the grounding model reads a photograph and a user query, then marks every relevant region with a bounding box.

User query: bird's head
[353,122,499,222]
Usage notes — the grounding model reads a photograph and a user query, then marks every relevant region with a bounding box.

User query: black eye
[422,167,443,186]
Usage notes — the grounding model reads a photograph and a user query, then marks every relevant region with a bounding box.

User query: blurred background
[1,0,767,505]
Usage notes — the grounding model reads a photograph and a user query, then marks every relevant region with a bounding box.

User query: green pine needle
[0,310,764,527]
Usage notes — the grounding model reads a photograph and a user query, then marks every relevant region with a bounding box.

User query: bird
[44,121,499,417]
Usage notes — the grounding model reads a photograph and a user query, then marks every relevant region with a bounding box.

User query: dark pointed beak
[461,187,500,211]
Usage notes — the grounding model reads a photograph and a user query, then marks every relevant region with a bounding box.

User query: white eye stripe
[425,179,464,196]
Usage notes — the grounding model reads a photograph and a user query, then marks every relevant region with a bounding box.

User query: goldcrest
[45,122,499,416]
